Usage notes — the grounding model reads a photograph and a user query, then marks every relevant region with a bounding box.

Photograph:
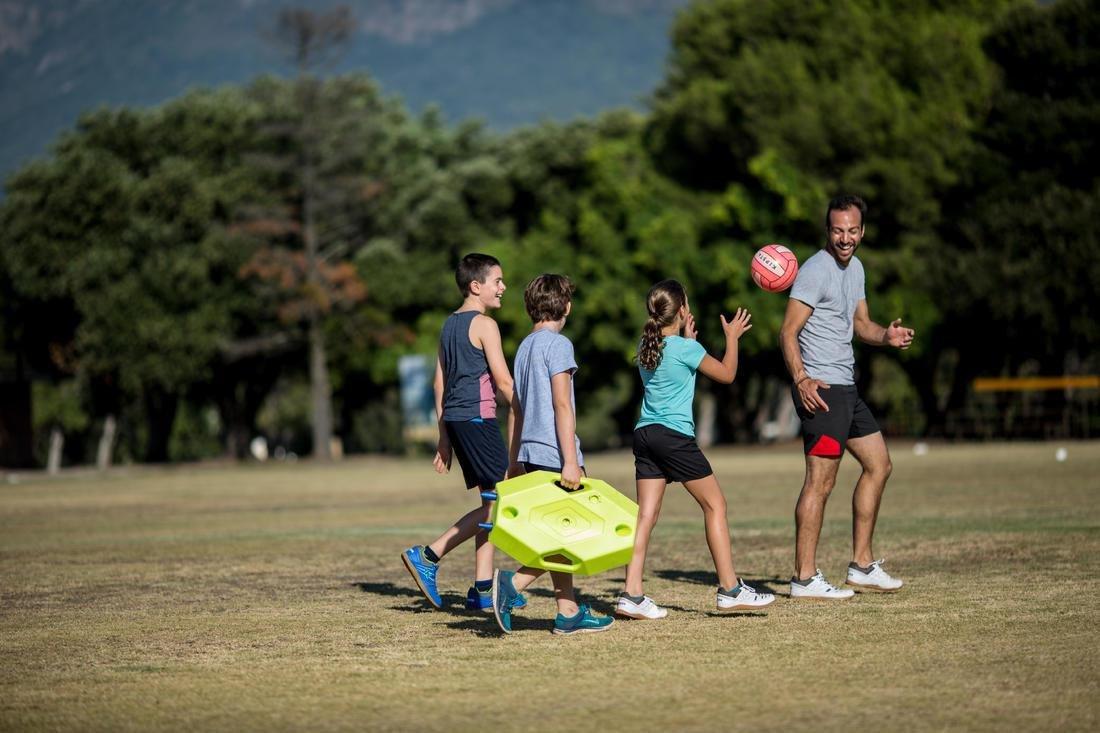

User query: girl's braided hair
[637,279,687,371]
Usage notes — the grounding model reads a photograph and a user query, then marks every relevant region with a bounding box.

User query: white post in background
[96,415,116,471]
[47,427,64,475]
[696,392,716,448]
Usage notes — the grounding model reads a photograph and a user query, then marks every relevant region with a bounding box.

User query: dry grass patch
[2,441,1099,731]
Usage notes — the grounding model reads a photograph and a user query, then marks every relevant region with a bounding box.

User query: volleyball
[751,244,798,292]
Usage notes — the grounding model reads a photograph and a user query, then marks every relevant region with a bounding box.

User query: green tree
[646,0,1022,433]
[931,0,1100,433]
[0,90,263,462]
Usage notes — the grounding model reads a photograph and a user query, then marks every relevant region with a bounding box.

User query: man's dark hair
[524,274,575,323]
[825,195,868,230]
[455,253,501,296]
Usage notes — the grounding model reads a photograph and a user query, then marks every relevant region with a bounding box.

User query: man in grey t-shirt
[779,195,915,599]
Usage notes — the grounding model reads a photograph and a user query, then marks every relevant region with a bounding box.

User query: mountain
[0,0,688,182]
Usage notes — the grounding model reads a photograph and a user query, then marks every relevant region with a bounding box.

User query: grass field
[2,441,1099,732]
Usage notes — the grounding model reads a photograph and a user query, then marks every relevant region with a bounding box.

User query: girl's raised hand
[720,307,753,340]
[683,311,698,340]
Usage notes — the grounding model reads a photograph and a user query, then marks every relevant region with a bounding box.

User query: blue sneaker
[553,605,615,635]
[491,569,521,634]
[401,546,441,608]
[466,584,526,611]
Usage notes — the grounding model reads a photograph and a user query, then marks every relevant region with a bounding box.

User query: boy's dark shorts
[633,424,713,483]
[791,383,880,458]
[446,418,508,490]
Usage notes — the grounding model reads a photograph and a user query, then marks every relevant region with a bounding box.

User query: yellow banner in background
[973,376,1100,392]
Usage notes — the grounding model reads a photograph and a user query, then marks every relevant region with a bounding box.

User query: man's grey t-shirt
[514,328,584,468]
[789,249,866,385]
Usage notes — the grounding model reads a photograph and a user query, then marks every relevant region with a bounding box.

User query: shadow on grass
[654,569,784,596]
[651,567,783,585]
[354,581,624,616]
[353,581,474,613]
[574,596,618,616]
[443,618,501,638]
[443,616,557,637]
[656,569,717,586]
[353,581,422,598]
[702,611,770,618]
[740,578,783,595]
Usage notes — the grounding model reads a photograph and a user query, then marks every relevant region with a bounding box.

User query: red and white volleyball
[751,244,798,293]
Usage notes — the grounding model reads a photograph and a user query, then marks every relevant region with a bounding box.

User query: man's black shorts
[445,418,508,490]
[791,383,880,457]
[633,424,713,483]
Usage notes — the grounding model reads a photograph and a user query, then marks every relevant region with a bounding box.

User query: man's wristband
[795,376,810,387]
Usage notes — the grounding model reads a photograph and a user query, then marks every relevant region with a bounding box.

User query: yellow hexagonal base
[488,471,638,575]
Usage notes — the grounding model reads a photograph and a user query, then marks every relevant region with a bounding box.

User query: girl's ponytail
[635,279,688,371]
[638,317,665,371]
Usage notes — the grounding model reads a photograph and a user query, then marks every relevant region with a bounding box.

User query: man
[779,195,915,599]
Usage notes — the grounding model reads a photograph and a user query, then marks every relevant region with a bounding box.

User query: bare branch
[268,6,355,75]
[220,332,301,362]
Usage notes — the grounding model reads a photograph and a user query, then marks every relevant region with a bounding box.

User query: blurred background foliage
[1,0,1097,467]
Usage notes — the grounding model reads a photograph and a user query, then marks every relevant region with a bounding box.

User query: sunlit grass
[2,441,1098,731]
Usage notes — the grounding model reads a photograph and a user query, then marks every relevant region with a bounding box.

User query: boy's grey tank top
[440,311,497,421]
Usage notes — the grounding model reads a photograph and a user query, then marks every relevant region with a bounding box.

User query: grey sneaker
[615,593,668,619]
[846,559,903,592]
[790,570,855,600]
[717,581,775,610]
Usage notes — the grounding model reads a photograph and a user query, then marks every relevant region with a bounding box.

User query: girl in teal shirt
[616,279,775,619]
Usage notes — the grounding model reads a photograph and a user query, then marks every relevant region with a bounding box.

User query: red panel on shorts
[808,434,842,457]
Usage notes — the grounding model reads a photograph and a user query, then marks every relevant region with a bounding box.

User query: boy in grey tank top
[402,254,525,612]
[779,195,916,599]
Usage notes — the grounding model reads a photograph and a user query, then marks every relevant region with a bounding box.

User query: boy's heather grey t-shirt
[514,328,584,469]
[789,249,866,386]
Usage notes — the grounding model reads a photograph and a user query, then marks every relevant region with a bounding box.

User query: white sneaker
[615,594,668,619]
[790,570,855,600]
[717,581,775,610]
[846,559,903,592]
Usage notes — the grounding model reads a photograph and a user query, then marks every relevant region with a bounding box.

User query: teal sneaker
[401,545,441,608]
[465,585,526,611]
[491,569,521,634]
[552,605,615,635]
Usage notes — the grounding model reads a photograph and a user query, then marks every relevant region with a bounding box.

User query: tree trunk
[47,427,63,474]
[902,353,942,437]
[696,390,716,448]
[143,387,178,463]
[309,313,333,461]
[303,162,333,461]
[96,415,116,470]
[0,379,34,468]
[215,358,282,459]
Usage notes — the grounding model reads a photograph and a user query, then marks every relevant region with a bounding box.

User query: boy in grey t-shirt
[491,274,613,636]
[514,327,585,474]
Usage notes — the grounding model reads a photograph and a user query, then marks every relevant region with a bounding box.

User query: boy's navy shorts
[633,423,713,483]
[446,418,508,490]
[790,383,880,458]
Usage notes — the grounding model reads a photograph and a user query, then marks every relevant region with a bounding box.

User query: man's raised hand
[886,318,915,350]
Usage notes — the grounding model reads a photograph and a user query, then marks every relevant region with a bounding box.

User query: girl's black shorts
[633,424,713,484]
